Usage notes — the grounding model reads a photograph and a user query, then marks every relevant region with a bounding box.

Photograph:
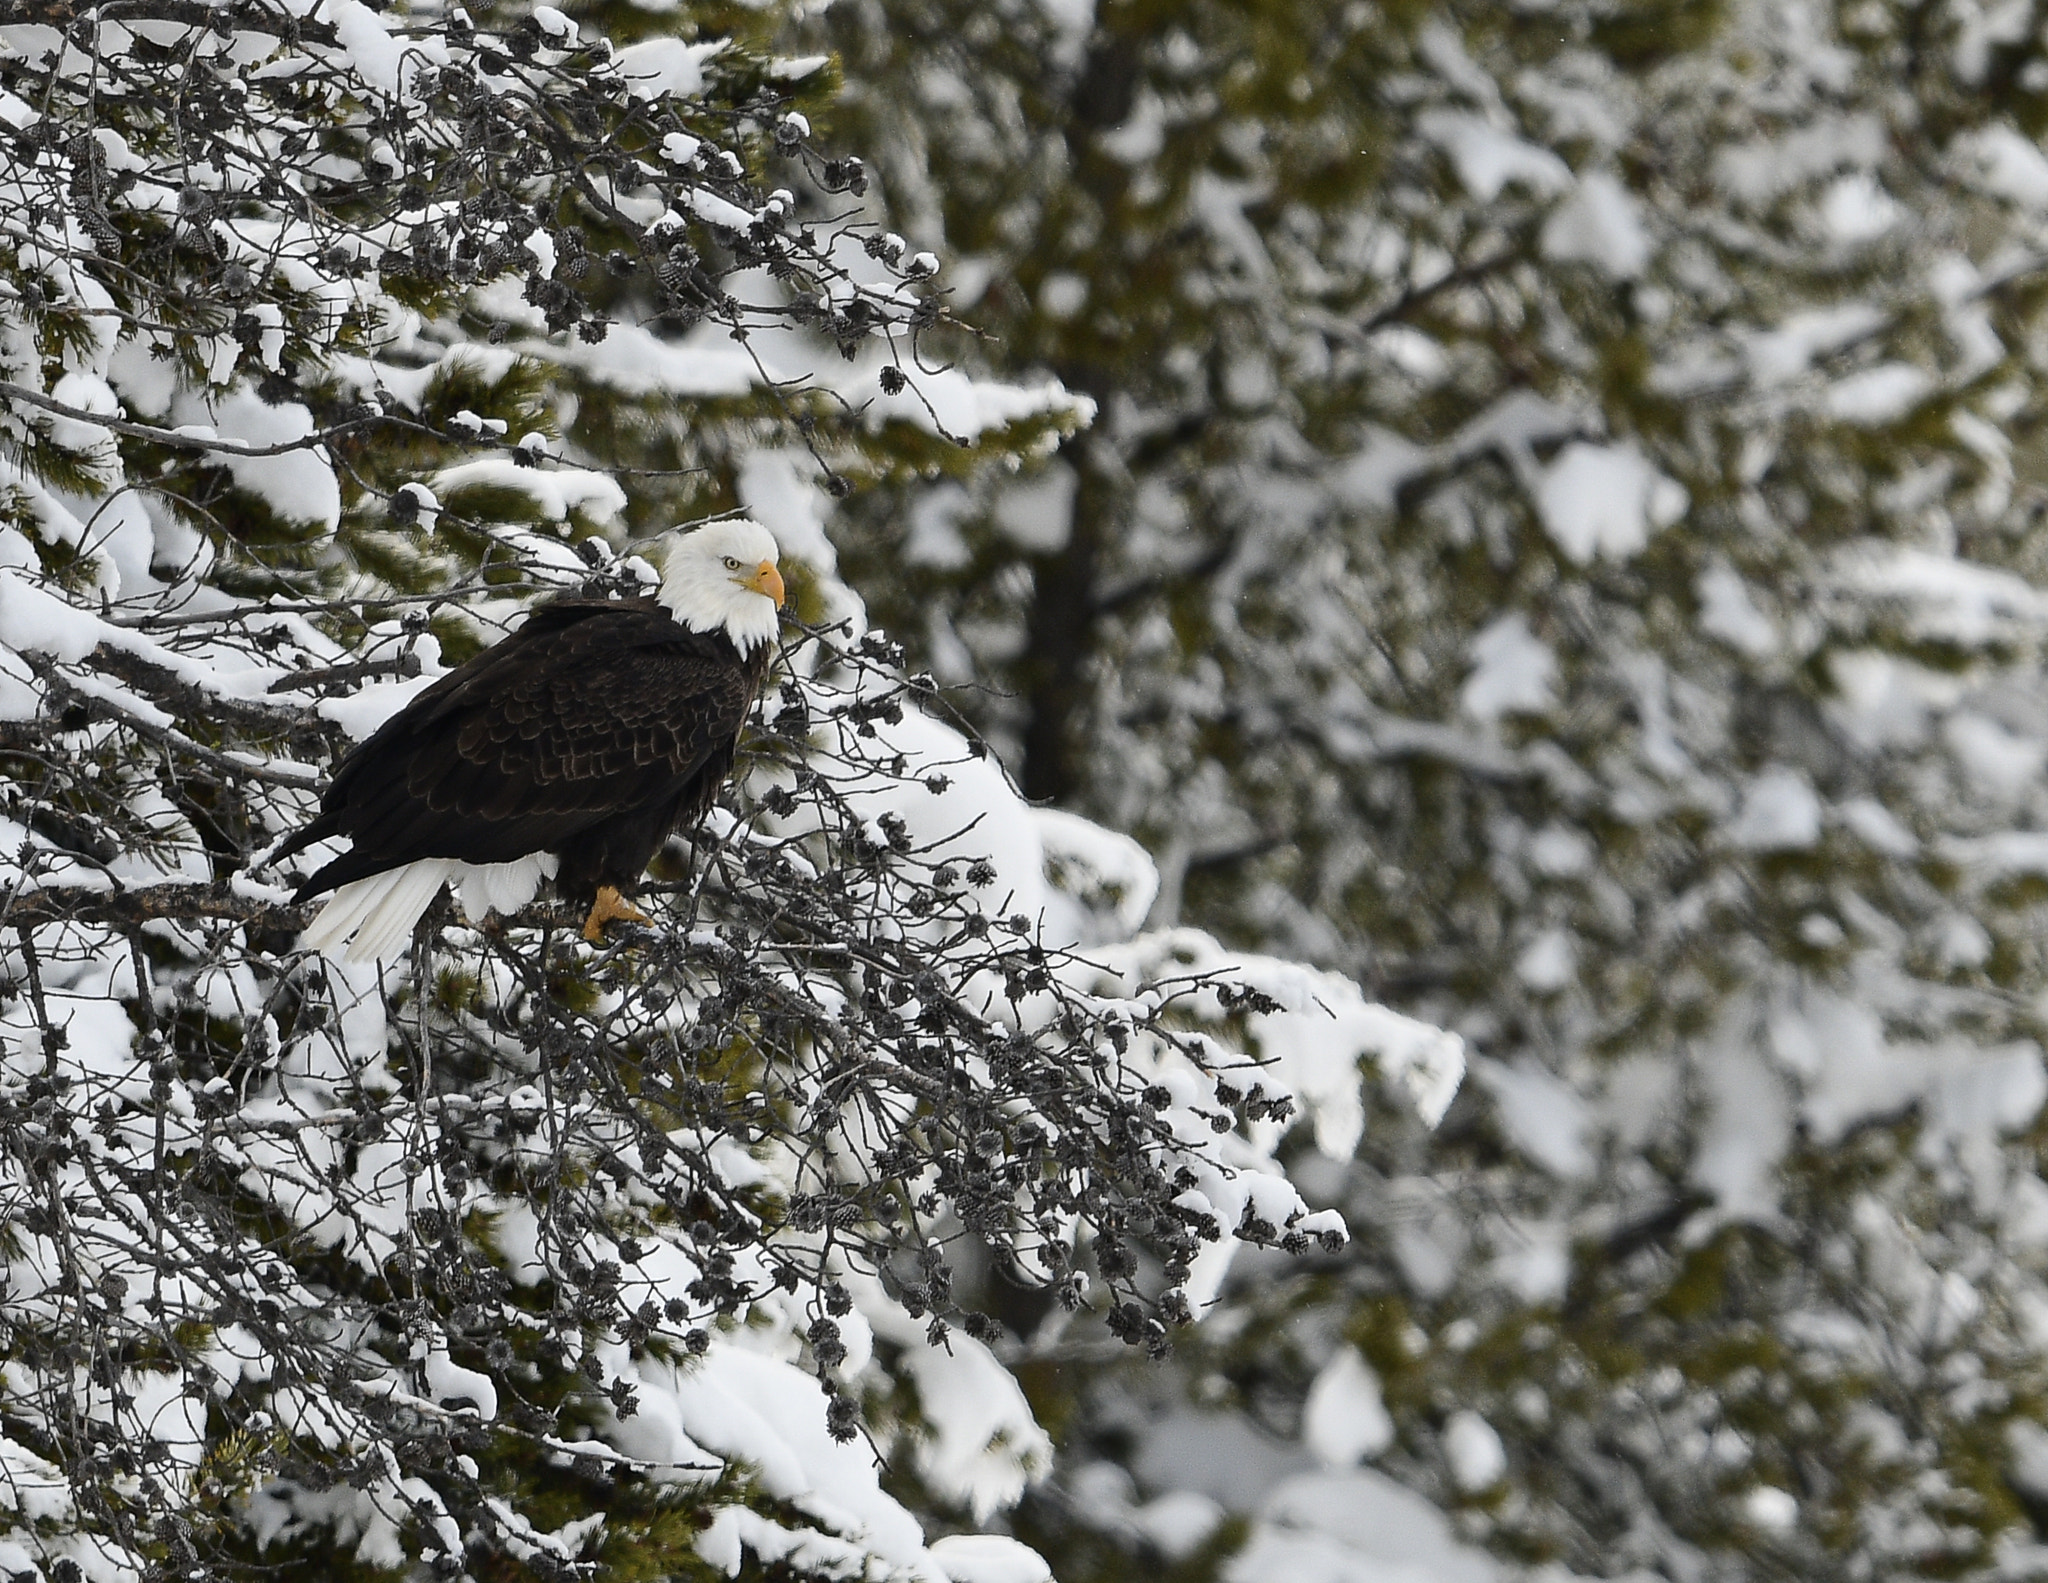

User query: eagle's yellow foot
[582,885,652,942]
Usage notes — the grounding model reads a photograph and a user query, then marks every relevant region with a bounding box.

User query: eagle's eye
[723,556,742,570]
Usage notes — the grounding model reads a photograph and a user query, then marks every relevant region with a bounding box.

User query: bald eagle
[276,519,787,962]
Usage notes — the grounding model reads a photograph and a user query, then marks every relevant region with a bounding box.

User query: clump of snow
[1715,114,1886,206]
[1462,614,1557,723]
[1369,325,1450,383]
[1768,986,2047,1172]
[632,1341,936,1569]
[1473,1058,1593,1178]
[930,1534,1054,1583]
[1696,562,1778,657]
[736,452,839,579]
[1825,363,1932,425]
[431,459,626,526]
[1944,711,2046,804]
[1302,1349,1394,1467]
[1038,272,1088,320]
[1741,303,1886,386]
[869,1306,1053,1522]
[1129,1491,1224,1559]
[1092,929,1465,1148]
[1690,1033,1792,1226]
[1824,649,1965,752]
[1726,767,1822,852]
[1416,110,1571,201]
[1958,123,2048,209]
[1527,824,1593,877]
[1442,1411,1507,1492]
[992,461,1077,552]
[1820,172,1903,244]
[1228,1469,1504,1583]
[1831,544,2048,647]
[1037,807,1160,945]
[1540,171,1652,278]
[1514,928,1576,993]
[613,36,723,99]
[1066,1460,1224,1557]
[1743,1486,1799,1533]
[1331,426,1430,512]
[1534,441,1687,564]
[792,702,1046,925]
[175,389,340,530]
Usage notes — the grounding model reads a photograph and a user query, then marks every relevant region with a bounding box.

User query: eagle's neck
[655,576,779,654]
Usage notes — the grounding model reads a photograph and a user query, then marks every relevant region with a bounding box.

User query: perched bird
[276,519,786,962]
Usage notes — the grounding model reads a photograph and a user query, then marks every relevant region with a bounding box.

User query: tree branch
[0,881,308,932]
[0,380,376,458]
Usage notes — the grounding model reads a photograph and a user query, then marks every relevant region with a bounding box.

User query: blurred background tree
[799,0,2048,1579]
[0,0,1411,1578]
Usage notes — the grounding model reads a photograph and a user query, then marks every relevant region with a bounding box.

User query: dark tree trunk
[1018,445,1109,804]
[1014,21,1142,805]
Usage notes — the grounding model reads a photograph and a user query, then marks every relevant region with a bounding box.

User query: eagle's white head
[653,518,786,652]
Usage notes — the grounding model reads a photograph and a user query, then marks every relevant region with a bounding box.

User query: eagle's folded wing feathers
[288,605,759,898]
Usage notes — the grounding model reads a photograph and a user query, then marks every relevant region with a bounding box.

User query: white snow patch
[1331,426,1429,513]
[1696,562,1778,657]
[670,1344,928,1565]
[1726,768,1822,852]
[1128,1491,1224,1559]
[1443,1411,1506,1492]
[1540,171,1652,278]
[1302,1349,1393,1467]
[1743,1487,1799,1533]
[1513,929,1576,993]
[1690,1026,1790,1226]
[1416,110,1571,201]
[1534,441,1686,564]
[1832,544,2048,647]
[1944,711,2046,804]
[1742,303,1886,386]
[992,462,1077,553]
[930,1534,1053,1583]
[1824,363,1931,425]
[431,459,626,525]
[1820,172,1903,244]
[1715,114,1887,205]
[1035,807,1159,947]
[1227,1469,1498,1583]
[1959,123,2048,208]
[882,1317,1052,1521]
[612,37,723,99]
[1473,1058,1593,1178]
[177,389,340,530]
[1461,614,1556,723]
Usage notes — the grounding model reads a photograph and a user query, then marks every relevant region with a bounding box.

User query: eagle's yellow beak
[745,560,786,608]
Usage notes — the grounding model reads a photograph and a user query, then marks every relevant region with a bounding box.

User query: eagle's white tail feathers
[302,854,565,962]
[302,860,459,963]
[458,852,559,919]
[297,876,384,958]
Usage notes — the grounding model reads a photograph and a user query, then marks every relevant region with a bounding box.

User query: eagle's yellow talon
[582,885,652,942]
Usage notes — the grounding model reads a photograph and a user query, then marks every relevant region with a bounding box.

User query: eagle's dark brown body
[277,595,775,906]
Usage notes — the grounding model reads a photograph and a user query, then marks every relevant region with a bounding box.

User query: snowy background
[11,1,2048,1582]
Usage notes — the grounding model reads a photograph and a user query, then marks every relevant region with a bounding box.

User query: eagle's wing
[284,601,759,896]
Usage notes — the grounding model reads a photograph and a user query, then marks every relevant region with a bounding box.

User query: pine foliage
[807,0,2048,1579]
[0,2,1460,1580]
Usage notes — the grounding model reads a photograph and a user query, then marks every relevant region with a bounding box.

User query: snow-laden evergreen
[0,3,1460,1579]
[815,0,2048,1578]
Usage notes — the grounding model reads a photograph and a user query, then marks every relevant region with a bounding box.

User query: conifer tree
[810,0,2048,1577]
[0,1,1463,1578]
